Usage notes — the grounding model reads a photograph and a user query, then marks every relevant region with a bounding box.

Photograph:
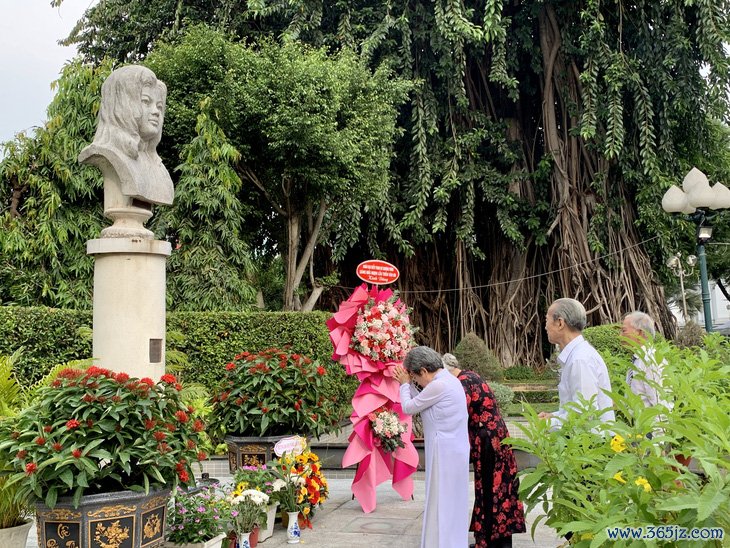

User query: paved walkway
[25,473,561,547]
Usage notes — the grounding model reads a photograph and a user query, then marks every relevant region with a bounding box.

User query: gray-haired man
[538,298,615,429]
[621,311,672,411]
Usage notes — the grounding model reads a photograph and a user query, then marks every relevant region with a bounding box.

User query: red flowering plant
[208,348,339,439]
[0,367,206,509]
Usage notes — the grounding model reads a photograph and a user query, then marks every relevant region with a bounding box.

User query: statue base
[87,238,171,379]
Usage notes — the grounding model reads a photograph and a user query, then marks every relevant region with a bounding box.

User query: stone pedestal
[87,238,171,379]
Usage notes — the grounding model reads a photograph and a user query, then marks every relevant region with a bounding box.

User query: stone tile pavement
[25,472,562,548]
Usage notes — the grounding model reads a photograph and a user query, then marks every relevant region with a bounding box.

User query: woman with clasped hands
[393,346,470,548]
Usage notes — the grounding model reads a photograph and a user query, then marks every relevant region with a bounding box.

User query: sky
[0,1,94,145]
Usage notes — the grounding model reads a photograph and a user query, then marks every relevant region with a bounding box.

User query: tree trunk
[283,212,300,310]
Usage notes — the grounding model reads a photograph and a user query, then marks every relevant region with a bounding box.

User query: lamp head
[686,254,697,267]
[698,225,713,243]
[666,255,680,269]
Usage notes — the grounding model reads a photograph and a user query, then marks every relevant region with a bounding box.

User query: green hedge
[504,365,558,381]
[513,389,559,404]
[0,307,356,410]
[167,311,347,393]
[0,307,93,384]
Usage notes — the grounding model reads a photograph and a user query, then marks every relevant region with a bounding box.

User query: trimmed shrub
[583,323,632,362]
[673,321,705,349]
[453,332,504,381]
[489,382,515,411]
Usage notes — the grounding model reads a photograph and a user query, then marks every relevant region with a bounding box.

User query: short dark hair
[403,346,444,374]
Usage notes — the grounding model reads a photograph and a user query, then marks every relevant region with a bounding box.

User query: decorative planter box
[225,435,287,473]
[35,488,171,548]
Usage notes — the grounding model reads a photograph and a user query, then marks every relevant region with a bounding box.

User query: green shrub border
[0,306,356,415]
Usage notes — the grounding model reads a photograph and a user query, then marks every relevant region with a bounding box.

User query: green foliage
[0,60,112,308]
[510,338,730,545]
[0,351,31,528]
[453,332,504,382]
[161,107,258,311]
[145,27,410,308]
[488,382,514,411]
[166,484,230,544]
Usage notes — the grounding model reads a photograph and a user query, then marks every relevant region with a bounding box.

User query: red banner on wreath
[356,260,400,285]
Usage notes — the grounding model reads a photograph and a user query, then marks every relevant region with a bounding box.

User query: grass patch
[504,402,556,417]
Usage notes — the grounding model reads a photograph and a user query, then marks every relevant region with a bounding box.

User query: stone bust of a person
[80,65,174,213]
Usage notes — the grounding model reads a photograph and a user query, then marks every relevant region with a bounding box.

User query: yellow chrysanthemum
[635,477,652,492]
[613,472,626,484]
[610,435,627,453]
[296,454,307,464]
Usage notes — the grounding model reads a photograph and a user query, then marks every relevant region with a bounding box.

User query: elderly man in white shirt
[538,298,615,430]
[621,311,672,412]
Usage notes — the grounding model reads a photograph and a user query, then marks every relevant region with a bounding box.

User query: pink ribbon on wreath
[326,284,419,513]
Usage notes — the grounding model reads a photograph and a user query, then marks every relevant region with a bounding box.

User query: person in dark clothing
[443,353,526,548]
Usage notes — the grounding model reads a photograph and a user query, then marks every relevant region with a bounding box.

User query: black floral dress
[457,370,526,547]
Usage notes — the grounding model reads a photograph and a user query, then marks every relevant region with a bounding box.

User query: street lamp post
[662,168,730,332]
[666,252,696,321]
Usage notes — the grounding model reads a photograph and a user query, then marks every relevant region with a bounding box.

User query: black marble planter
[35,487,171,548]
[225,434,288,472]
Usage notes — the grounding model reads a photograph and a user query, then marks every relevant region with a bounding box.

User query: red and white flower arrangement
[350,295,415,363]
[369,407,408,453]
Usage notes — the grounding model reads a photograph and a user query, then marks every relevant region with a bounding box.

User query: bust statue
[80,65,173,238]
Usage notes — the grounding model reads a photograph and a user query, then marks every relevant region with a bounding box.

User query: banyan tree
[16,1,730,365]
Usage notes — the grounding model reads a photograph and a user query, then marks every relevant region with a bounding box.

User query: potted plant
[227,487,269,548]
[165,484,228,548]
[209,347,339,471]
[0,367,207,548]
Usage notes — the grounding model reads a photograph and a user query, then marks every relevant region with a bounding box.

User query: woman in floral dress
[443,354,526,548]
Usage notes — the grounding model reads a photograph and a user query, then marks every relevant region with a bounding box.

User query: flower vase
[285,511,301,544]
[236,531,251,548]
[259,503,278,542]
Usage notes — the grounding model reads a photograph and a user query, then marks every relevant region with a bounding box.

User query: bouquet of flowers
[228,487,270,534]
[369,407,407,453]
[166,484,228,544]
[269,455,305,514]
[351,294,415,363]
[269,448,328,528]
